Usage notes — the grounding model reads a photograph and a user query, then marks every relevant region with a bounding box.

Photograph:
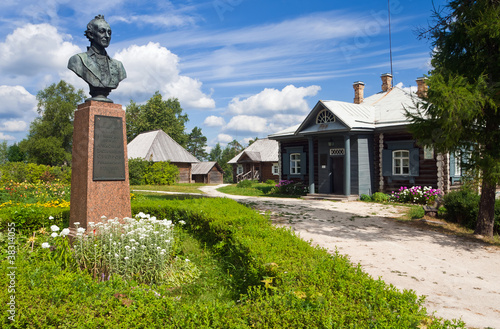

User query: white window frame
[236,164,243,175]
[454,152,462,176]
[290,153,301,175]
[272,163,279,175]
[392,150,410,175]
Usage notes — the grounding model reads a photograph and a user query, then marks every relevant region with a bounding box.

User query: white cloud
[0,132,15,141]
[113,42,215,109]
[217,133,233,143]
[395,82,418,94]
[228,85,320,116]
[0,120,28,132]
[0,24,81,78]
[225,115,268,134]
[204,115,225,127]
[0,85,37,119]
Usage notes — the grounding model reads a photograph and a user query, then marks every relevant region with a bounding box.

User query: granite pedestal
[70,101,131,229]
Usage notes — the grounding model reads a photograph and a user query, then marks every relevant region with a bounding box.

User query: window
[290,153,301,174]
[393,150,409,175]
[272,163,279,175]
[236,165,243,175]
[316,109,335,124]
[454,152,462,176]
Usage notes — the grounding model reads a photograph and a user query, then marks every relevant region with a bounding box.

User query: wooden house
[192,161,224,184]
[269,74,463,197]
[228,139,279,183]
[127,130,199,183]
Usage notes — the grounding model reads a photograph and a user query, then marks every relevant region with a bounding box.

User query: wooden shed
[192,162,224,184]
[127,130,199,183]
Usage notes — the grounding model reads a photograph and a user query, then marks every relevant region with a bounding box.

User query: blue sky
[0,0,447,150]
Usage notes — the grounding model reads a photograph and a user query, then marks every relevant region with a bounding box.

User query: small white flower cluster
[73,213,177,283]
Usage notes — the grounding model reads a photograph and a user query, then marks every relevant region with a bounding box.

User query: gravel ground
[197,185,500,329]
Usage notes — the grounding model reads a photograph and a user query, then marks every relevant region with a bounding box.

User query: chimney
[381,73,392,92]
[416,77,428,98]
[353,81,365,104]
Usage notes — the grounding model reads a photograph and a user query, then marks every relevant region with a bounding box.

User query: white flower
[185,259,190,262]
[88,222,95,227]
[115,253,119,257]
[48,216,54,220]
[41,242,50,248]
[131,247,136,250]
[73,222,80,226]
[50,225,60,232]
[51,232,58,238]
[178,220,186,225]
[77,227,85,233]
[60,228,70,237]
[124,257,129,260]
[101,215,107,219]
[125,246,131,250]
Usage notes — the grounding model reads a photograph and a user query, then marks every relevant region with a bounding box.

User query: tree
[20,81,85,166]
[0,141,7,165]
[186,127,208,160]
[208,143,223,163]
[126,92,189,146]
[7,143,25,163]
[408,0,500,237]
[248,137,259,146]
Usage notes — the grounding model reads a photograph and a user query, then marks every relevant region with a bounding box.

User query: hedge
[0,198,463,328]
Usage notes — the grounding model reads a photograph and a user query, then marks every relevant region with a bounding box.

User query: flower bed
[390,186,442,205]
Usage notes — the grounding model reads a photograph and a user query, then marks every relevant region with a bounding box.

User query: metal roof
[228,138,278,164]
[127,130,199,163]
[191,161,222,175]
[269,86,422,138]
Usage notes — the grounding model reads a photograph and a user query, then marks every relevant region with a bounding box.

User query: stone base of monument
[70,101,132,230]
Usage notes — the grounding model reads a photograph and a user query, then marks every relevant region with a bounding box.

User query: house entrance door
[330,157,344,194]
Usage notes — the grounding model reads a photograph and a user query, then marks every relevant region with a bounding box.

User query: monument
[69,15,131,229]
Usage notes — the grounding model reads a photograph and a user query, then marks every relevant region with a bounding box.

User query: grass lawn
[131,183,208,194]
[217,182,303,198]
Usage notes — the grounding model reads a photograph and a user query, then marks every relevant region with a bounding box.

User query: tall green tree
[126,92,189,146]
[7,143,25,163]
[20,81,85,166]
[0,141,8,164]
[208,143,223,163]
[186,126,208,160]
[408,0,500,237]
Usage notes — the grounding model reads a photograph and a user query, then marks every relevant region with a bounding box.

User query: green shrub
[265,179,276,185]
[270,180,308,196]
[128,158,150,185]
[0,205,69,234]
[129,159,179,185]
[0,162,71,184]
[408,206,425,219]
[360,194,372,201]
[372,192,389,203]
[144,161,179,185]
[442,189,500,234]
[237,179,253,188]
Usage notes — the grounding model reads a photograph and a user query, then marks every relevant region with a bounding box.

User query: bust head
[85,15,112,50]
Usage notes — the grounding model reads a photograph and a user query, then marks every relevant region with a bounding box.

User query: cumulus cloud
[217,133,233,143]
[228,84,320,116]
[0,85,37,119]
[225,115,268,134]
[204,115,225,127]
[0,120,28,132]
[113,42,215,109]
[395,82,418,94]
[0,132,16,141]
[0,24,81,77]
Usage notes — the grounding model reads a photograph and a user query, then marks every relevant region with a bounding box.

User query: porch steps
[303,194,359,201]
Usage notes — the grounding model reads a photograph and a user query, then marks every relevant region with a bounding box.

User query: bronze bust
[68,15,126,103]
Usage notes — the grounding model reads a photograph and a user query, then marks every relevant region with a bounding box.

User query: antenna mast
[388,0,394,79]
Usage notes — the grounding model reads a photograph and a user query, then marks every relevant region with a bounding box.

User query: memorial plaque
[93,115,126,180]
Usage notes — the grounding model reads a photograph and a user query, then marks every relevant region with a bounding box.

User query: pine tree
[186,127,208,160]
[409,0,500,237]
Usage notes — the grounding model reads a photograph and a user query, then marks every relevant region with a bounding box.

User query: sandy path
[198,185,500,328]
